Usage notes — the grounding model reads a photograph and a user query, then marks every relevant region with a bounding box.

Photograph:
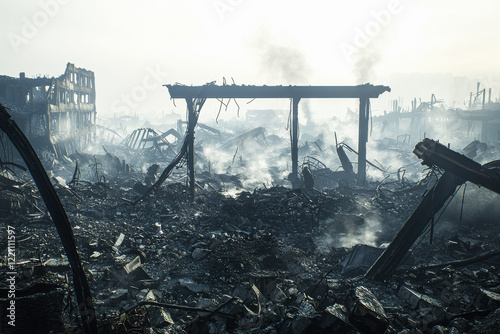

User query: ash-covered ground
[1,119,500,334]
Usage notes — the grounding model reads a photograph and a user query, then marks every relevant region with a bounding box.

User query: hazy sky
[1,0,500,120]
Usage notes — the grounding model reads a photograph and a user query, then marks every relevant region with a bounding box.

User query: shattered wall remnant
[0,62,96,157]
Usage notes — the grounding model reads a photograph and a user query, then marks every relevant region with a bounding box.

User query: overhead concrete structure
[166,83,391,199]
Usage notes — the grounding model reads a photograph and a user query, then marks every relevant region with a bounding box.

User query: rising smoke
[259,42,310,84]
[253,27,313,124]
[352,44,382,84]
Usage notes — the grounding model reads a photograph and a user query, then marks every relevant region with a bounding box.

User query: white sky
[1,0,500,120]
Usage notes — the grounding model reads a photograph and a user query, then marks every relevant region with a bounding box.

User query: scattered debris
[1,81,500,333]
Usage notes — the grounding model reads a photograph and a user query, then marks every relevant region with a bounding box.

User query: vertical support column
[481,89,488,142]
[291,97,301,188]
[92,108,97,145]
[481,120,488,143]
[186,98,196,201]
[357,97,369,185]
[482,89,486,109]
[177,119,183,135]
[46,110,50,138]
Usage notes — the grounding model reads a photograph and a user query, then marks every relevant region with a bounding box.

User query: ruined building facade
[0,63,96,157]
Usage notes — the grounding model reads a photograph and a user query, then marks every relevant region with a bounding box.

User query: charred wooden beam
[0,103,97,334]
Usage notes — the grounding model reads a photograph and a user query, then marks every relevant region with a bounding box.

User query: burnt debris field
[1,71,500,334]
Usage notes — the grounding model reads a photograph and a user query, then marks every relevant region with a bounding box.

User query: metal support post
[357,97,369,185]
[291,97,301,188]
[186,98,196,201]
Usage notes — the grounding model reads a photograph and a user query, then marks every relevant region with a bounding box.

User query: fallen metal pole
[414,249,500,271]
[0,103,97,334]
[134,129,190,204]
[136,84,212,204]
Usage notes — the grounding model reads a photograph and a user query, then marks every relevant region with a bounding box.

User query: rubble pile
[1,159,500,333]
[1,99,500,333]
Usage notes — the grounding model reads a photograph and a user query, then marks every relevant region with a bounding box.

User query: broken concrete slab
[398,285,443,310]
[342,244,384,277]
[474,288,500,310]
[250,271,277,297]
[317,304,355,333]
[346,286,388,334]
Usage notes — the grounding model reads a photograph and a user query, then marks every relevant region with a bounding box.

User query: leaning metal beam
[366,138,500,281]
[166,84,391,99]
[414,138,500,194]
[0,103,97,334]
[136,84,212,204]
[365,171,465,281]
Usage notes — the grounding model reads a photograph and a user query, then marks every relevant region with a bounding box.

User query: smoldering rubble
[1,80,500,334]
